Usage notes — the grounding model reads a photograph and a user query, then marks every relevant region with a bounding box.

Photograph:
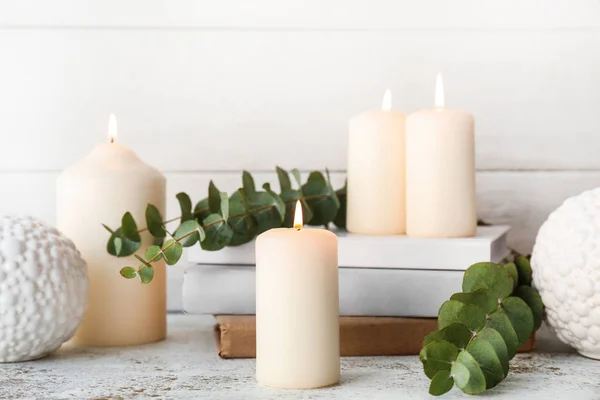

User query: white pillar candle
[347,90,406,234]
[56,114,167,346]
[256,201,339,389]
[405,74,476,238]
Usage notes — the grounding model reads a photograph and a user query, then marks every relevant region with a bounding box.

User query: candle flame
[108,113,117,143]
[382,89,392,112]
[293,200,303,229]
[435,73,444,109]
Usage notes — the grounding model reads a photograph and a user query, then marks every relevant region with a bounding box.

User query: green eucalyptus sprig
[102,167,346,283]
[420,256,544,396]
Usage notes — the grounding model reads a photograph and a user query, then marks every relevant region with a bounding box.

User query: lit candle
[256,201,339,389]
[56,114,167,346]
[405,74,476,238]
[346,90,406,234]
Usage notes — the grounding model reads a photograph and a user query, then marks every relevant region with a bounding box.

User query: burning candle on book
[255,201,340,389]
[405,74,477,238]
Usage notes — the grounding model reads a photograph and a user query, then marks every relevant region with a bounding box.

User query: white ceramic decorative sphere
[531,188,600,359]
[0,216,88,362]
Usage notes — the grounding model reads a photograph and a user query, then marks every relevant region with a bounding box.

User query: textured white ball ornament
[531,188,600,359]
[0,216,88,362]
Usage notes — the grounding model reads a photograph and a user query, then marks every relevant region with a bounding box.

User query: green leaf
[193,198,211,222]
[514,256,533,286]
[153,236,164,247]
[333,181,347,229]
[451,350,486,395]
[276,166,292,192]
[102,224,115,234]
[450,289,498,315]
[106,228,141,257]
[120,266,137,279]
[201,213,234,251]
[502,296,534,346]
[504,262,519,289]
[121,212,141,242]
[145,204,166,238]
[517,285,544,331]
[138,265,154,284]
[245,185,285,234]
[208,181,221,214]
[176,192,194,222]
[145,245,163,261]
[174,220,205,247]
[429,370,454,396]
[438,300,486,332]
[466,337,505,389]
[242,170,256,194]
[420,341,459,379]
[424,323,473,350]
[227,189,258,246]
[301,171,341,226]
[462,262,514,301]
[220,192,229,220]
[487,308,519,359]
[476,327,509,377]
[162,239,183,265]
[290,168,302,187]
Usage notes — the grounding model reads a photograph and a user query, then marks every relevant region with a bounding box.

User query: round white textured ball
[532,188,600,359]
[0,216,88,362]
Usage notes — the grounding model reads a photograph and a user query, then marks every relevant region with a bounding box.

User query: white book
[182,264,465,317]
[187,226,510,271]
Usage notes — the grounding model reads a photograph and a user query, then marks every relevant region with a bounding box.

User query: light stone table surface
[1,314,599,400]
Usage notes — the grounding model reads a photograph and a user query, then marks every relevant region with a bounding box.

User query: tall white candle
[56,115,167,346]
[256,201,339,389]
[347,90,406,234]
[405,74,476,238]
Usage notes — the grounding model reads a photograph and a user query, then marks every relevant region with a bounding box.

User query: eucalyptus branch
[420,257,545,396]
[104,167,346,283]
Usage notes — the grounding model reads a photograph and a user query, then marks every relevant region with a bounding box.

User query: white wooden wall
[1,0,600,256]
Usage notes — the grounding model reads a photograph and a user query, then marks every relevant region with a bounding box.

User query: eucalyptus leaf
[120,266,137,279]
[162,239,183,265]
[451,350,486,395]
[450,289,498,315]
[476,327,509,377]
[220,192,230,220]
[333,182,347,229]
[420,340,459,379]
[242,170,256,194]
[121,212,141,242]
[227,189,258,246]
[175,220,204,247]
[301,171,340,226]
[429,370,454,396]
[487,308,519,359]
[107,228,140,257]
[423,323,473,350]
[276,166,292,192]
[517,285,544,331]
[145,204,166,238]
[201,213,234,251]
[462,262,514,301]
[208,181,221,214]
[176,192,194,222]
[438,300,486,332]
[153,236,164,247]
[245,185,285,234]
[504,262,519,289]
[145,245,163,261]
[290,168,302,187]
[514,256,533,286]
[138,265,154,284]
[502,296,534,346]
[193,198,211,222]
[102,224,115,234]
[466,337,505,389]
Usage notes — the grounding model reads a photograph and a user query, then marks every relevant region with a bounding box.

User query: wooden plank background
[1,0,600,258]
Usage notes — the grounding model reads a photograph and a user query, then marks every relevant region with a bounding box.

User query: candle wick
[110,137,115,144]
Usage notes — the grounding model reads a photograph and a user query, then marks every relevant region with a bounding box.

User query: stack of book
[182,226,535,358]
